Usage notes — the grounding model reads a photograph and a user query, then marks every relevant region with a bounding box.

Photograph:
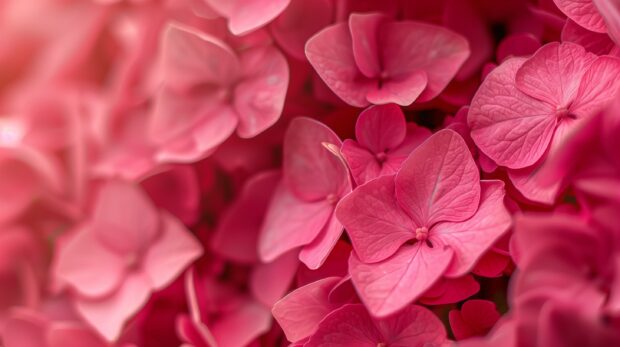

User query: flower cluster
[0,0,619,346]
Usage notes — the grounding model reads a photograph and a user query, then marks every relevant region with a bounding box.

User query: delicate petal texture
[396,129,480,227]
[365,71,428,106]
[205,0,291,35]
[55,226,126,298]
[210,300,272,347]
[250,249,299,307]
[259,182,333,262]
[91,180,159,255]
[234,45,289,138]
[341,140,381,185]
[469,57,557,168]
[299,213,345,270]
[349,244,453,317]
[305,23,374,107]
[508,162,563,204]
[374,304,448,346]
[349,13,385,79]
[355,104,406,154]
[283,117,348,201]
[515,42,595,107]
[562,19,615,55]
[305,304,381,347]
[571,56,620,118]
[554,0,607,33]
[141,213,203,290]
[272,277,341,343]
[434,180,511,277]
[336,175,415,264]
[594,0,620,44]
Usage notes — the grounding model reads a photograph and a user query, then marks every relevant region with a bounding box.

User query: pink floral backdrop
[0,0,619,346]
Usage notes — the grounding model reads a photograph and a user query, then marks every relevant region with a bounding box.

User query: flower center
[415,227,429,241]
[556,106,576,120]
[376,151,388,163]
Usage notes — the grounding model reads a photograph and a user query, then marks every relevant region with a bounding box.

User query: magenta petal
[272,277,341,343]
[250,250,299,307]
[141,213,203,291]
[449,299,500,340]
[562,19,615,55]
[349,13,386,79]
[396,129,480,227]
[508,162,563,204]
[210,299,272,347]
[299,214,345,270]
[341,140,382,185]
[594,0,620,44]
[234,45,289,138]
[553,0,608,33]
[47,324,108,347]
[305,304,382,347]
[571,56,620,118]
[259,182,333,263]
[515,42,595,107]
[349,244,453,317]
[434,180,511,278]
[365,71,428,106]
[206,0,291,35]
[376,304,448,346]
[55,226,126,298]
[420,275,480,305]
[91,180,159,255]
[3,310,47,347]
[355,104,407,154]
[469,57,557,169]
[336,175,415,263]
[76,273,152,341]
[306,23,375,107]
[283,117,348,201]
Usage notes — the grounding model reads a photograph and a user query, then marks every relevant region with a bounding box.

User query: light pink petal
[306,23,375,107]
[142,213,203,291]
[553,0,607,33]
[515,42,596,107]
[469,57,557,169]
[283,117,348,201]
[210,299,272,347]
[594,0,620,44]
[250,249,299,307]
[160,23,239,90]
[91,180,159,255]
[420,275,480,305]
[47,324,108,347]
[55,226,126,298]
[206,0,291,35]
[376,304,448,346]
[349,244,454,317]
[571,56,620,118]
[212,171,280,264]
[272,277,341,343]
[395,129,480,228]
[355,104,407,153]
[336,175,415,263]
[365,71,428,106]
[259,181,334,263]
[562,19,615,55]
[341,140,382,185]
[76,273,152,341]
[380,21,470,102]
[299,213,346,270]
[433,180,511,277]
[304,304,382,347]
[234,45,289,138]
[3,310,47,347]
[349,13,386,78]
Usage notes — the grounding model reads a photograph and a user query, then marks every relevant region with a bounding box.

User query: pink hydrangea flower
[336,130,511,316]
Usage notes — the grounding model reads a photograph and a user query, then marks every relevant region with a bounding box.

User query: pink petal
[272,277,341,343]
[91,180,159,255]
[55,226,126,298]
[472,251,510,278]
[297,240,351,286]
[212,171,280,264]
[449,299,500,340]
[259,181,334,263]
[515,42,596,107]
[142,213,203,291]
[3,310,47,347]
[341,140,382,185]
[469,57,557,169]
[210,299,272,347]
[380,124,433,172]
[349,244,453,317]
[395,129,480,228]
[0,157,40,224]
[234,45,289,138]
[299,213,346,270]
[496,33,541,62]
[304,304,381,347]
[594,0,620,44]
[562,19,615,55]
[250,249,299,307]
[433,180,511,277]
[571,56,620,118]
[349,13,386,79]
[508,162,563,204]
[336,175,415,263]
[76,273,152,341]
[376,304,448,346]
[160,23,239,91]
[176,315,216,347]
[355,104,407,153]
[365,71,428,106]
[283,117,348,201]
[420,275,480,305]
[47,324,108,347]
[305,23,375,107]
[205,0,291,35]
[380,21,470,102]
[553,0,607,33]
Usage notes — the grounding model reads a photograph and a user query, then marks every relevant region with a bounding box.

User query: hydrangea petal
[341,140,382,185]
[553,0,607,33]
[210,300,272,347]
[395,129,480,227]
[250,249,299,307]
[355,104,407,153]
[299,214,345,270]
[420,275,480,305]
[349,244,453,317]
[349,13,385,79]
[205,0,291,35]
[571,56,620,118]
